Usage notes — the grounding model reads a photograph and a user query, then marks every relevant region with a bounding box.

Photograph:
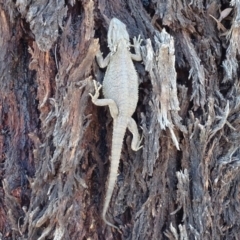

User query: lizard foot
[131,35,143,61]
[133,35,143,49]
[128,119,144,151]
[96,50,103,58]
[89,80,102,103]
[135,129,144,151]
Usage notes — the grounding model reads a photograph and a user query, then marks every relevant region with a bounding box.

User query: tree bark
[0,0,240,239]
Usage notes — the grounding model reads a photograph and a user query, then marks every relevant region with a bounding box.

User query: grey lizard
[89,18,143,229]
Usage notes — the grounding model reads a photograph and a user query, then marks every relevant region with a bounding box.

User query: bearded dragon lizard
[89,18,142,229]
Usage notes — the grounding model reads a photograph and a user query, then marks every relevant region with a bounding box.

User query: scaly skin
[89,18,142,229]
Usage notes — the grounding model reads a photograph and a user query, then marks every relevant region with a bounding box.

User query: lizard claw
[89,80,102,102]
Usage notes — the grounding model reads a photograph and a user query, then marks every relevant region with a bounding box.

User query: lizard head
[108,18,130,53]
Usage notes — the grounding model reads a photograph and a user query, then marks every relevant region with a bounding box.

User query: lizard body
[89,18,142,229]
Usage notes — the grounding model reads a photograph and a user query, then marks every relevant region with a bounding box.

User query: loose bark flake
[222,1,240,82]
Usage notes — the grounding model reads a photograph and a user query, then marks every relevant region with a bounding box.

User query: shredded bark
[0,0,240,239]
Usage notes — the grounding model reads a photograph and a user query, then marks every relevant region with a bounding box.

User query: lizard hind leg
[127,118,143,151]
[89,80,118,119]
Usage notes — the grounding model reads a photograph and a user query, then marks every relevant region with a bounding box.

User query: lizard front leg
[127,117,143,151]
[89,80,119,119]
[96,51,111,68]
[131,35,142,61]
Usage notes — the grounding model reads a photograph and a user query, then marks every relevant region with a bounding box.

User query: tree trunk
[1,0,240,239]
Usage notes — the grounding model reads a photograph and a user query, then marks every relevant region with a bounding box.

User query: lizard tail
[102,117,128,229]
